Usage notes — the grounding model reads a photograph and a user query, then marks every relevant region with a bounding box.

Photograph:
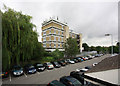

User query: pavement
[2,54,111,85]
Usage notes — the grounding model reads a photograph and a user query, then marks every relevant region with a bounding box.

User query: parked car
[92,63,98,66]
[12,65,24,76]
[34,63,46,72]
[70,71,84,85]
[75,57,82,62]
[0,71,9,79]
[24,64,36,74]
[47,80,66,86]
[85,66,92,70]
[51,62,61,68]
[66,59,75,64]
[81,57,86,61]
[58,60,66,66]
[64,59,69,65]
[60,76,82,86]
[73,58,78,63]
[44,62,54,69]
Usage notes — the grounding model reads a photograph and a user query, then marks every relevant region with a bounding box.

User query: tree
[51,49,64,60]
[64,37,79,58]
[82,43,89,51]
[2,6,45,71]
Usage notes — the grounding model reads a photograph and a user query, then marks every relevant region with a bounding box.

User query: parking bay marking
[9,75,11,82]
[24,73,27,77]
[37,72,40,74]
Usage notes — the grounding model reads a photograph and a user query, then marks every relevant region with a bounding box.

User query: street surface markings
[9,74,11,82]
[37,72,40,74]
[24,73,27,77]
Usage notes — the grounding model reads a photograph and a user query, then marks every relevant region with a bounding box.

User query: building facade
[41,18,82,52]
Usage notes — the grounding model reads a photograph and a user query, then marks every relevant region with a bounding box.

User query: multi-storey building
[41,18,82,52]
[69,30,82,52]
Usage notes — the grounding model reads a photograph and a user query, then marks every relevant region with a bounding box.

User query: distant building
[41,18,82,52]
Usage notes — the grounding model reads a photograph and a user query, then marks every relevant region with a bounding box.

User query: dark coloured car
[60,76,82,86]
[44,62,54,69]
[58,60,66,66]
[75,57,82,62]
[70,71,84,85]
[0,71,9,79]
[34,63,45,72]
[73,58,78,63]
[51,62,61,68]
[24,64,36,74]
[47,80,66,86]
[85,66,92,70]
[12,65,24,76]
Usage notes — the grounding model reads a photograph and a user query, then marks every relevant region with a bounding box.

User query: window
[43,37,46,41]
[54,29,56,34]
[54,37,56,41]
[54,44,56,48]
[58,44,60,48]
[49,43,51,48]
[58,37,60,41]
[43,31,46,35]
[49,29,51,34]
[43,44,46,47]
[49,37,51,41]
[58,30,60,35]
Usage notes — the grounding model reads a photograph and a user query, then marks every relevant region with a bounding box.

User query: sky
[0,0,119,47]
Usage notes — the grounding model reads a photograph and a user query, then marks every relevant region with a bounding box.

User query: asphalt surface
[2,54,111,85]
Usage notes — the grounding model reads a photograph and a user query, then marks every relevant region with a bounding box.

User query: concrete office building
[41,18,82,52]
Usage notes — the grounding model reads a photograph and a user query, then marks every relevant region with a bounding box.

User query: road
[2,54,111,85]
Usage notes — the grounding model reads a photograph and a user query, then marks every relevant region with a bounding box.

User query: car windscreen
[37,64,43,67]
[73,80,82,86]
[47,63,52,65]
[14,66,22,70]
[54,62,59,65]
[29,66,35,69]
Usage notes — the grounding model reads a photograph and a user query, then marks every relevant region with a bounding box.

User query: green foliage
[82,43,89,51]
[41,57,55,63]
[51,49,64,60]
[2,6,45,71]
[64,37,79,58]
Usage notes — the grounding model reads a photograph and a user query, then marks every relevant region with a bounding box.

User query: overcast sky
[0,0,119,47]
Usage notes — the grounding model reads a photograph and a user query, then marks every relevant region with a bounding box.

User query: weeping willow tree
[2,6,42,71]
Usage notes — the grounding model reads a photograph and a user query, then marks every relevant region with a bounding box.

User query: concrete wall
[85,69,119,85]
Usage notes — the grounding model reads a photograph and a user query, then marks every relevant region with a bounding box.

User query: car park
[24,64,36,74]
[58,60,66,66]
[44,62,54,69]
[51,61,61,68]
[47,80,66,86]
[12,65,24,76]
[60,76,82,86]
[34,63,46,72]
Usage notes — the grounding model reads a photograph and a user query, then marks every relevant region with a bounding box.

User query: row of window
[43,29,64,36]
[42,34,64,38]
[42,26,64,32]
[43,43,64,48]
[43,37,64,42]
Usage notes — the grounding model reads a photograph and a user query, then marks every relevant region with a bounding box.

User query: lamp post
[105,34,113,55]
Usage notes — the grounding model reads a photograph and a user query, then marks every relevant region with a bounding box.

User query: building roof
[42,18,67,26]
[86,54,120,73]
